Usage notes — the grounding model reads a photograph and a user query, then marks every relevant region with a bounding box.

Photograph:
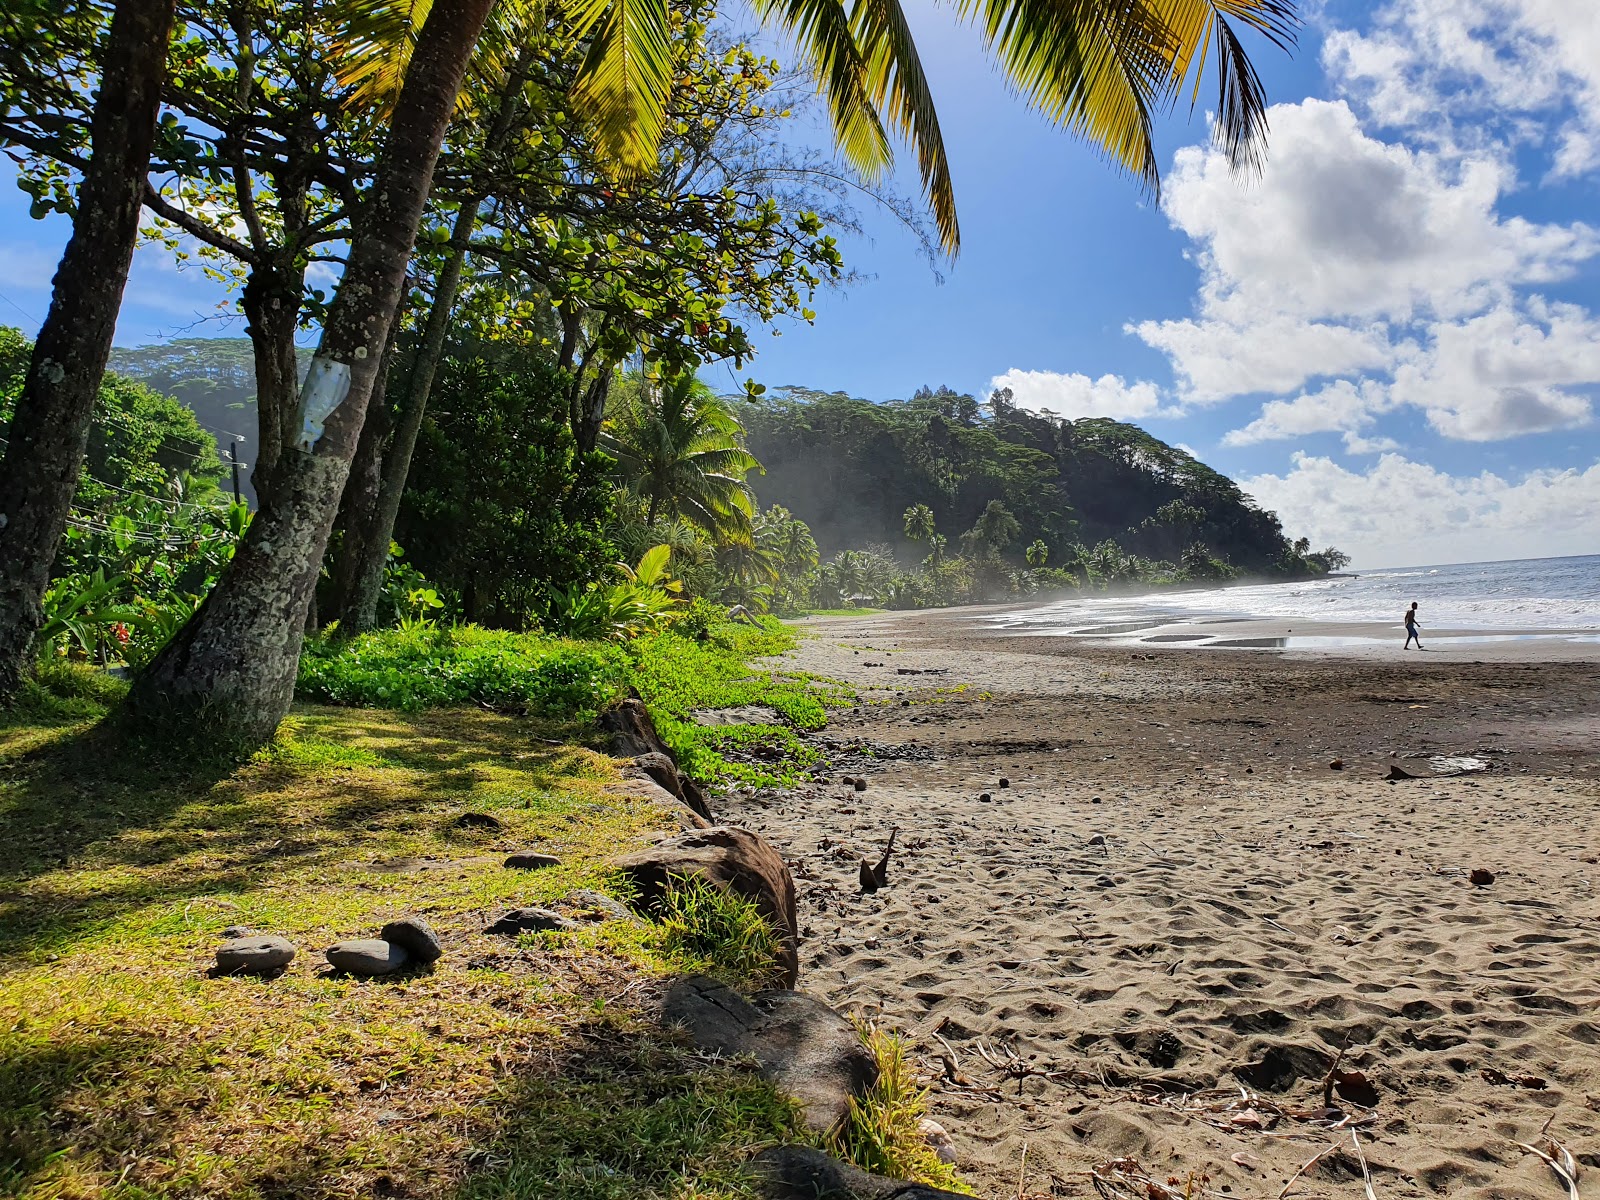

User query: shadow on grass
[0,1033,165,1192]
[452,1017,802,1200]
[0,704,612,961]
[0,1012,800,1199]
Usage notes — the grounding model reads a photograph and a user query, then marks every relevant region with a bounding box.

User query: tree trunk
[242,258,307,505]
[574,366,611,454]
[331,58,532,633]
[327,315,401,623]
[332,203,476,633]
[124,0,494,745]
[0,0,176,704]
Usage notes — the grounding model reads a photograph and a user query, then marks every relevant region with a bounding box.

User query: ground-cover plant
[297,626,630,717]
[0,686,811,1198]
[825,1021,972,1194]
[626,621,855,787]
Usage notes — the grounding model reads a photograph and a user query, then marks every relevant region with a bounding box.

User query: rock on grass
[326,939,411,975]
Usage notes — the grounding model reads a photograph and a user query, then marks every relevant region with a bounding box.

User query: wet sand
[722,609,1600,1200]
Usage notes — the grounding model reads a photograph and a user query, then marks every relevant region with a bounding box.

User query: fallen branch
[1514,1138,1581,1200]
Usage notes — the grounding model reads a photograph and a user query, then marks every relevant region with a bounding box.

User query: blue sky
[3,0,1599,568]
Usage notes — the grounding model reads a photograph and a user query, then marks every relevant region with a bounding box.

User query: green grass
[652,874,787,990]
[297,625,629,717]
[0,630,963,1199]
[0,677,806,1198]
[294,621,855,789]
[825,1022,972,1194]
[628,622,854,787]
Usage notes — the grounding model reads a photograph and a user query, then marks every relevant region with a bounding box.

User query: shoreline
[814,602,1600,663]
[725,608,1600,1198]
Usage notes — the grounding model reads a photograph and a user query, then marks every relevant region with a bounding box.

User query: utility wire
[0,433,236,514]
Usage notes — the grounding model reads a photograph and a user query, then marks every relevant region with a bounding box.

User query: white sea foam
[992,555,1600,633]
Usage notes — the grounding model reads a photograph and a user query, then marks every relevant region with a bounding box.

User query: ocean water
[991,554,1600,635]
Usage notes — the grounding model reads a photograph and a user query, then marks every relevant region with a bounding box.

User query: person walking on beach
[1404,602,1423,650]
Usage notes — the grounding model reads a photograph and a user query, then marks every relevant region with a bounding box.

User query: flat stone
[560,890,635,922]
[215,935,296,974]
[663,975,877,1132]
[219,925,255,939]
[749,1145,968,1199]
[326,938,411,975]
[504,851,563,870]
[380,917,442,964]
[484,907,580,936]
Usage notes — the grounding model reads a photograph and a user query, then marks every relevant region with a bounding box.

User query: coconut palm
[338,0,1299,254]
[605,373,760,538]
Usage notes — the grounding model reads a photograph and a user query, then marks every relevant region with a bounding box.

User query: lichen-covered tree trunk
[242,258,308,505]
[331,57,531,633]
[331,211,475,633]
[124,0,495,744]
[327,321,400,623]
[0,0,176,704]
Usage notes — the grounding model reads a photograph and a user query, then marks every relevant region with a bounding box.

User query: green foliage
[734,385,1339,580]
[1,328,246,668]
[654,873,786,989]
[628,622,852,786]
[824,1021,971,1193]
[396,341,617,627]
[605,373,760,537]
[296,627,630,717]
[545,545,684,641]
[3,661,128,725]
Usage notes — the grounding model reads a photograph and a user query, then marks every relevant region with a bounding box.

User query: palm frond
[329,0,544,117]
[1147,0,1298,174]
[954,0,1172,192]
[329,0,434,115]
[746,0,894,182]
[852,0,959,252]
[567,0,674,174]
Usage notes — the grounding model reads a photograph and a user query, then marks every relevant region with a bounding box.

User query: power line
[0,433,236,513]
[0,288,39,325]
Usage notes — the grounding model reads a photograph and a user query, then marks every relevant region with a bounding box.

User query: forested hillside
[735,384,1340,577]
[110,338,311,504]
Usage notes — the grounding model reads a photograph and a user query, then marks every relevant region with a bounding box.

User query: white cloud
[1392,301,1599,440]
[1155,100,1595,331]
[1224,379,1393,445]
[1325,0,1600,176]
[1133,313,1392,403]
[1136,94,1600,446]
[1343,431,1401,455]
[989,368,1167,420]
[1241,452,1600,567]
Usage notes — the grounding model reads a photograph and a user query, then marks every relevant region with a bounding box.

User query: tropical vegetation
[0,0,1321,1193]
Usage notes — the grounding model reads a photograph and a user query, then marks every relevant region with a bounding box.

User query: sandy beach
[723,608,1600,1199]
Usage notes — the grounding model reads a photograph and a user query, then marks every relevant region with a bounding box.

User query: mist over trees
[735,384,1348,580]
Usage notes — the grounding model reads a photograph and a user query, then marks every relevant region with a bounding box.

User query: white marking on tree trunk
[294,356,352,452]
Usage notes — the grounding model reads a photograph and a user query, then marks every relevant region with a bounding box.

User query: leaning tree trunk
[331,208,475,633]
[124,0,495,744]
[331,55,531,633]
[0,0,176,704]
[327,317,401,622]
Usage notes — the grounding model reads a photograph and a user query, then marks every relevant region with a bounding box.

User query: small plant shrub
[297,626,629,717]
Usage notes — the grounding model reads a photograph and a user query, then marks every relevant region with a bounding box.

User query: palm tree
[344,0,1298,255]
[126,0,499,741]
[125,0,1299,743]
[605,373,760,538]
[715,533,783,608]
